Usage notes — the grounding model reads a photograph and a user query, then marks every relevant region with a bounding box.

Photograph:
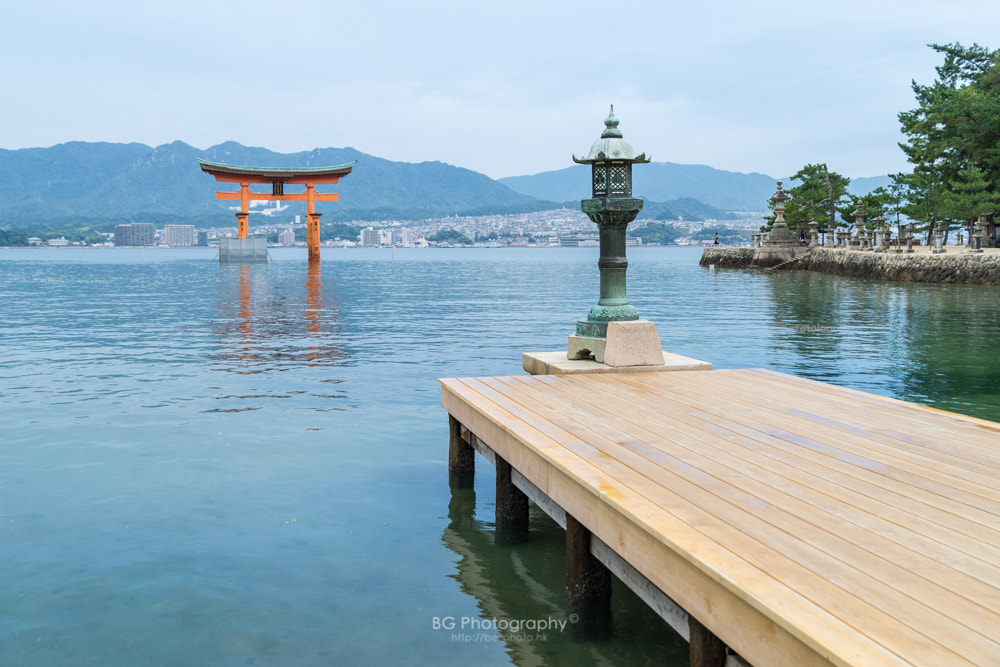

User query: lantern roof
[573,105,650,164]
[770,181,791,206]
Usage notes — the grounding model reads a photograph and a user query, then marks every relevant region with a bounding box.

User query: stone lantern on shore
[807,219,819,248]
[852,202,867,248]
[566,106,664,367]
[763,182,799,247]
[969,214,987,253]
[873,215,887,252]
[932,228,947,254]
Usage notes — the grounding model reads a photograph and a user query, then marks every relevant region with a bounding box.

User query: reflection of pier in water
[442,480,686,665]
[213,262,348,373]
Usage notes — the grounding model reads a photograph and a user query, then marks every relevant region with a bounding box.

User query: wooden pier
[440,368,1000,667]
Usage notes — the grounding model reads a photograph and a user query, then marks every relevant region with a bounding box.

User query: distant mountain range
[501,163,776,211]
[0,141,891,229]
[0,141,539,226]
[500,165,893,211]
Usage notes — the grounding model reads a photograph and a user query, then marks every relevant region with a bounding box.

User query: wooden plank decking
[439,368,1000,667]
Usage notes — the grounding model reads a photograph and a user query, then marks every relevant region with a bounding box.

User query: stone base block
[219,237,268,263]
[568,320,665,366]
[523,350,712,376]
[568,335,606,362]
[603,320,665,367]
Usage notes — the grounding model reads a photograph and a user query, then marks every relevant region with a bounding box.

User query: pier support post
[565,514,612,636]
[495,455,529,545]
[689,615,727,667]
[448,415,475,488]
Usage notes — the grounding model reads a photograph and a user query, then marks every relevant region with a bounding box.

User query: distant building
[163,225,195,247]
[378,229,393,246]
[555,233,642,247]
[196,231,209,247]
[114,223,155,246]
[278,229,295,246]
[46,237,69,246]
[557,234,599,247]
[399,228,414,245]
[360,227,379,247]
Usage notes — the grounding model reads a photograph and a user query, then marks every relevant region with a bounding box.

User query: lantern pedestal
[574,197,644,337]
[568,320,666,366]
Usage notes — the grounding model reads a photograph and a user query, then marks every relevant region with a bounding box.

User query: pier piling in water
[494,455,529,545]
[689,615,728,667]
[447,414,474,487]
[565,513,612,636]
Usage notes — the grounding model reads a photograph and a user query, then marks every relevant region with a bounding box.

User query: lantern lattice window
[592,163,608,197]
[609,162,629,196]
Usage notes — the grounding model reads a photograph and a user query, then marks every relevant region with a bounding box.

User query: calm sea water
[2,246,998,667]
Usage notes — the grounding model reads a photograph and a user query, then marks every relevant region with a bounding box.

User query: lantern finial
[602,105,622,138]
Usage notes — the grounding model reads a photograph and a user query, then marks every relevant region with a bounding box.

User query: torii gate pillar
[236,212,249,239]
[307,212,322,262]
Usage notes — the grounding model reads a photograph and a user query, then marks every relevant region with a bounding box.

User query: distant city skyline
[3,1,998,180]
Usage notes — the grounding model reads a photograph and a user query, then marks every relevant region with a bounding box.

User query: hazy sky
[2,1,998,180]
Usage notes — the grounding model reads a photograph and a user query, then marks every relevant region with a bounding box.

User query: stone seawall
[699,246,755,268]
[700,246,1000,285]
[699,245,809,269]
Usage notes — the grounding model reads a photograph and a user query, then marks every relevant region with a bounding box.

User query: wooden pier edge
[454,421,759,667]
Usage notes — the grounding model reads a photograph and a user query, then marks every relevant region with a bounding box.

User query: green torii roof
[197,158,356,180]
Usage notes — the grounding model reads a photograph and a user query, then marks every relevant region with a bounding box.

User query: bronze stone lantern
[571,105,650,338]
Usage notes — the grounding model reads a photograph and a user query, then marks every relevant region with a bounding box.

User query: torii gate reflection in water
[197,158,356,262]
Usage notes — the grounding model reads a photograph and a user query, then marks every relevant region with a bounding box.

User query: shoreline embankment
[700,246,1000,285]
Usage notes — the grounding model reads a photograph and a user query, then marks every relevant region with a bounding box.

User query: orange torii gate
[197,158,356,261]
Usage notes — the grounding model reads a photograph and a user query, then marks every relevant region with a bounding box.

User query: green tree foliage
[892,169,948,237]
[762,164,850,233]
[898,43,1000,240]
[840,188,896,228]
[0,229,30,246]
[321,223,362,241]
[428,228,472,245]
[8,219,113,243]
[941,165,1000,222]
[634,222,682,245]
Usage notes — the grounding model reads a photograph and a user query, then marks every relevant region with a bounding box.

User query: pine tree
[898,43,1000,242]
[761,164,849,233]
